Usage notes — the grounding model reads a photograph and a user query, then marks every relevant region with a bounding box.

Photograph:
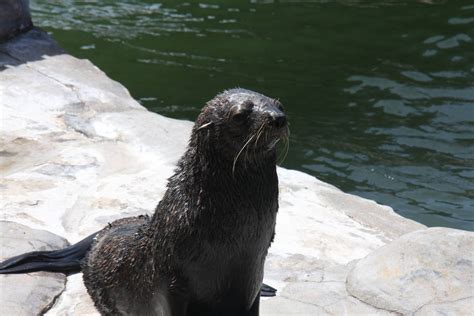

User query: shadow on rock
[0,0,63,70]
[0,0,64,71]
[0,28,65,70]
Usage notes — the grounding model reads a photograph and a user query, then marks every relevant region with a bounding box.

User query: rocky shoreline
[1,12,472,316]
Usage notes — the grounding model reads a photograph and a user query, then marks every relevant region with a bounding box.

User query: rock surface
[347,228,474,315]
[1,27,472,315]
[0,0,32,41]
[0,221,68,315]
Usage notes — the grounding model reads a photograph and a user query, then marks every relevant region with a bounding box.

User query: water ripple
[29,0,474,231]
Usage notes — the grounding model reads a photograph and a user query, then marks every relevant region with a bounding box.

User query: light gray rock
[261,254,398,315]
[415,296,474,316]
[317,186,424,242]
[347,227,474,315]
[260,296,326,315]
[0,221,68,315]
[0,0,32,41]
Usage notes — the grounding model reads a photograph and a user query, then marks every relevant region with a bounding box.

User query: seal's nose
[269,112,287,129]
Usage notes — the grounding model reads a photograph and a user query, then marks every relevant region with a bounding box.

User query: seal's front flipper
[260,283,277,297]
[0,232,98,275]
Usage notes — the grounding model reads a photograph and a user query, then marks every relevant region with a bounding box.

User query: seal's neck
[149,129,279,230]
[143,129,279,278]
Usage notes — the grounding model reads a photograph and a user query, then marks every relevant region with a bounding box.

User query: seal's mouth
[250,122,287,151]
[267,119,290,148]
[231,123,289,174]
[266,123,290,164]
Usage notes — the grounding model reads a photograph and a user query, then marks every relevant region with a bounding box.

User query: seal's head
[194,88,288,165]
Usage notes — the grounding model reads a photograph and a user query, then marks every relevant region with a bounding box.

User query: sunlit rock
[347,228,474,315]
[0,221,68,315]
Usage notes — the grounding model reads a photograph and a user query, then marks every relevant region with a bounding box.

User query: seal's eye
[231,101,254,123]
[232,111,250,123]
[241,100,254,111]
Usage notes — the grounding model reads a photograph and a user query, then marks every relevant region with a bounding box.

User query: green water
[30,0,474,231]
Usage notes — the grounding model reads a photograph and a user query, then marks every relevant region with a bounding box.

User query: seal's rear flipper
[260,283,277,297]
[0,232,98,275]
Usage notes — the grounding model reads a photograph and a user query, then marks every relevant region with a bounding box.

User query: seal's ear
[197,121,213,131]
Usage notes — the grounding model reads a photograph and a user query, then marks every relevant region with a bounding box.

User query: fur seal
[0,88,288,316]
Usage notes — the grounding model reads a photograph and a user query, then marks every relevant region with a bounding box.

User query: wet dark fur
[1,89,287,316]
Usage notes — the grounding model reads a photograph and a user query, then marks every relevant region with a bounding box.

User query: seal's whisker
[277,139,289,165]
[254,123,267,149]
[247,128,262,166]
[244,135,253,168]
[245,134,257,170]
[197,121,213,130]
[277,127,290,165]
[233,134,256,175]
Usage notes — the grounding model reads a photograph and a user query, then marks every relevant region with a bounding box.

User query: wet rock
[347,227,474,315]
[0,221,68,315]
[0,0,32,41]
